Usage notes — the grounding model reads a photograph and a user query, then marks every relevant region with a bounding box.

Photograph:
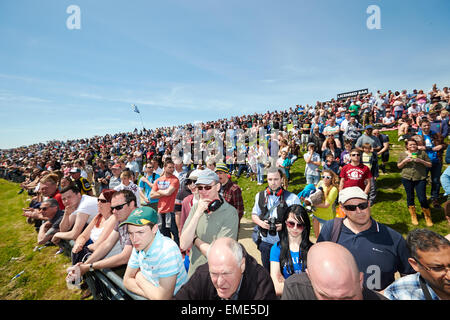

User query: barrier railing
[60,240,147,300]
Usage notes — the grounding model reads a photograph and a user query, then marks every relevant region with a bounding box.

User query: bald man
[175,237,276,300]
[281,242,387,300]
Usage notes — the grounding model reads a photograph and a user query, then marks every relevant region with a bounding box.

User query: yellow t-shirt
[313,182,338,221]
[362,152,372,169]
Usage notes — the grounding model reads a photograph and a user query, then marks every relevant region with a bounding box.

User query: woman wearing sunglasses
[311,170,339,238]
[269,204,313,296]
[71,189,122,265]
[398,138,433,226]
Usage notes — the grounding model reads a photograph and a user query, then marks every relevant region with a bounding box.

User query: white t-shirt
[383,116,395,125]
[72,195,98,224]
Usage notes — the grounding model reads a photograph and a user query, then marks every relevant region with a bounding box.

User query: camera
[259,216,279,237]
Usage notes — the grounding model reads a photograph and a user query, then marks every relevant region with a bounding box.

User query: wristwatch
[89,263,94,272]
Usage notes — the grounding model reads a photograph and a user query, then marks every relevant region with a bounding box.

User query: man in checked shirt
[215,162,244,230]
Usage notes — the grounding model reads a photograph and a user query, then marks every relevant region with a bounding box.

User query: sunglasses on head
[111,201,130,211]
[343,202,369,211]
[286,220,304,230]
[197,185,215,191]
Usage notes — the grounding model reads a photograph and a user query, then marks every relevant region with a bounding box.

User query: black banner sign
[337,88,369,100]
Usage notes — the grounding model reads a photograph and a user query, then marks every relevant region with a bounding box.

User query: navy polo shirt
[317,218,414,290]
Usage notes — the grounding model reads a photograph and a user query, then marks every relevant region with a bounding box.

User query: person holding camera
[179,169,239,278]
[251,168,301,272]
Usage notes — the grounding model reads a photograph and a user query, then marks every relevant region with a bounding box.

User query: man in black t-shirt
[373,129,390,173]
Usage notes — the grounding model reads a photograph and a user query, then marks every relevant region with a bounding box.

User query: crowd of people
[1,84,450,300]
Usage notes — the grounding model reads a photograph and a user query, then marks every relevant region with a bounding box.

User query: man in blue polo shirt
[317,186,414,291]
[122,206,187,300]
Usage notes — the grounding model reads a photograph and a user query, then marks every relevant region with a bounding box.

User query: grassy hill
[0,129,449,299]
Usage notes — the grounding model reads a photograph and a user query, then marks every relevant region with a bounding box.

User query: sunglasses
[39,207,50,211]
[286,220,304,230]
[351,154,360,157]
[343,202,369,211]
[111,201,130,211]
[98,198,108,203]
[321,175,332,179]
[196,185,215,191]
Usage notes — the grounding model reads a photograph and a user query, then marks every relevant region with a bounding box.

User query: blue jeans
[159,212,179,246]
[306,174,320,185]
[236,164,248,177]
[257,163,265,184]
[426,162,443,200]
[257,241,273,272]
[402,178,429,208]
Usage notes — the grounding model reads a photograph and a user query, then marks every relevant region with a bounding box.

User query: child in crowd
[114,170,141,207]
[339,140,353,169]
[323,153,340,175]
[361,143,379,206]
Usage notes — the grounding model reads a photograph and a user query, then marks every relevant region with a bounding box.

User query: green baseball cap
[119,206,158,227]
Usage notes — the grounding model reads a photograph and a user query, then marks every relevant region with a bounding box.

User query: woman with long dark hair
[269,204,314,296]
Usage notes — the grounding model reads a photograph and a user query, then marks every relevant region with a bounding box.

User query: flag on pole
[132,104,140,114]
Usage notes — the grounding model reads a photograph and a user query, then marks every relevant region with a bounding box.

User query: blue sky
[1,0,449,149]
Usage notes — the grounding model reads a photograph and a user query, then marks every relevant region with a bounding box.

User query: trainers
[55,248,64,255]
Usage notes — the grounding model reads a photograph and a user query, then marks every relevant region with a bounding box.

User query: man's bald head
[306,242,364,300]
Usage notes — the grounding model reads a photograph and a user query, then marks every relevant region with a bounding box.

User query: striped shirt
[127,230,187,295]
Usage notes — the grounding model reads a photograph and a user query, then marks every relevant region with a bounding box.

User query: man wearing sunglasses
[317,186,414,292]
[76,190,137,278]
[339,149,372,195]
[180,169,239,278]
[35,198,64,246]
[384,229,450,300]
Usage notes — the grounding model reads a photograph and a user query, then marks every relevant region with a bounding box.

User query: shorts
[381,151,389,163]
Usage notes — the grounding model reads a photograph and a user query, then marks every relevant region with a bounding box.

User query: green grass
[0,129,449,299]
[0,179,82,300]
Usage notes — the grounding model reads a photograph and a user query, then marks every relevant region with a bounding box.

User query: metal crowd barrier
[60,240,147,300]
